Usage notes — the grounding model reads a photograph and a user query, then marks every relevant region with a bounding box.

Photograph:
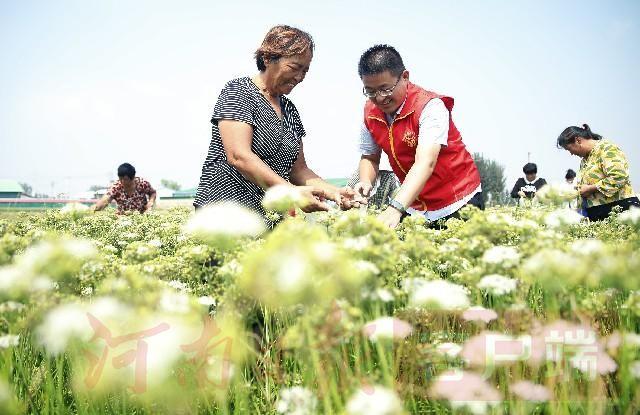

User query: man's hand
[377,206,403,229]
[145,202,154,212]
[517,190,526,198]
[353,181,373,199]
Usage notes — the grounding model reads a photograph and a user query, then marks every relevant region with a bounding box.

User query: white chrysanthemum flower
[36,303,93,355]
[482,246,520,267]
[218,258,243,276]
[117,218,133,227]
[375,288,395,302]
[0,301,26,313]
[121,232,139,240]
[477,274,517,296]
[275,256,308,292]
[409,280,470,311]
[262,184,308,212]
[167,280,190,292]
[159,290,191,314]
[435,342,463,358]
[276,386,318,415]
[342,236,371,251]
[87,296,133,322]
[630,361,640,379]
[184,202,265,242]
[80,286,93,297]
[536,182,578,204]
[198,296,217,307]
[148,239,162,248]
[60,202,90,214]
[312,242,336,262]
[354,260,380,275]
[619,206,640,225]
[346,385,405,415]
[570,239,605,255]
[362,317,413,341]
[545,208,584,228]
[0,334,20,348]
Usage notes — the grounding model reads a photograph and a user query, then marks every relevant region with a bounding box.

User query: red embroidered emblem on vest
[402,130,417,147]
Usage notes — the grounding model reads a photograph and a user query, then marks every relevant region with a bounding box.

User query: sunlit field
[1,189,640,414]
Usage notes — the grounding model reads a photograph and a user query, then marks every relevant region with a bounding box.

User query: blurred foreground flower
[477,274,517,296]
[276,386,318,415]
[262,184,309,213]
[362,317,413,342]
[430,371,501,415]
[536,182,579,205]
[510,381,551,402]
[345,385,405,415]
[183,202,265,248]
[408,279,470,311]
[544,208,583,228]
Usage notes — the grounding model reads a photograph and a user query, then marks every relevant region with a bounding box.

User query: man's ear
[402,70,410,81]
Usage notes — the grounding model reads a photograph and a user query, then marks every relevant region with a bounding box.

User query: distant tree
[473,153,508,206]
[19,182,32,196]
[89,185,107,191]
[161,179,181,191]
[33,192,50,198]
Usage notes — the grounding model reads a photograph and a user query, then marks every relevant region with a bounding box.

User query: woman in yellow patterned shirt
[557,124,639,221]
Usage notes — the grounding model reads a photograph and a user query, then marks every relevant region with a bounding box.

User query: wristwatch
[388,199,407,214]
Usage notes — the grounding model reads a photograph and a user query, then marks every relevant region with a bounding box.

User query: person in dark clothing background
[510,163,547,200]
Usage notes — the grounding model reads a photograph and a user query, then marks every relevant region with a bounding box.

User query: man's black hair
[117,163,136,180]
[358,44,406,78]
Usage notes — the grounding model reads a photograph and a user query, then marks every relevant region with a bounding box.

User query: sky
[1,0,639,197]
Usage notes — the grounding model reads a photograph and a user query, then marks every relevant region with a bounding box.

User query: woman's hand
[297,186,330,212]
[579,184,598,198]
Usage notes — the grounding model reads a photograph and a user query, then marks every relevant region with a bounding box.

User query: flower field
[1,199,640,414]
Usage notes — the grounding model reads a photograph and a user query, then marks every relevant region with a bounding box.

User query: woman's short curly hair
[255,25,314,71]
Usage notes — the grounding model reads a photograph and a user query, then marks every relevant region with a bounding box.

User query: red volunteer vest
[364,83,481,211]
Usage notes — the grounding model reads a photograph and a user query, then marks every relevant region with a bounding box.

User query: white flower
[409,279,470,311]
[0,301,25,313]
[159,290,192,314]
[36,303,93,355]
[477,274,517,296]
[343,236,371,251]
[80,286,94,297]
[198,296,217,307]
[354,260,380,275]
[619,206,640,225]
[60,202,90,214]
[481,246,520,267]
[167,280,190,292]
[435,342,463,358]
[536,182,578,204]
[275,256,308,292]
[375,288,395,302]
[0,334,19,348]
[345,385,405,415]
[184,202,265,242]
[362,317,413,341]
[276,386,318,415]
[630,361,640,379]
[570,239,605,255]
[262,184,308,212]
[148,239,163,248]
[545,208,584,228]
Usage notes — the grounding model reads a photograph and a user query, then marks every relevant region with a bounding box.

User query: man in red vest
[353,45,483,228]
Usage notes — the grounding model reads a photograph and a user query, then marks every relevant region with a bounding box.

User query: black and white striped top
[194,77,306,217]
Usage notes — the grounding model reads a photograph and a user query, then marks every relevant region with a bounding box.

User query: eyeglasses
[362,75,402,98]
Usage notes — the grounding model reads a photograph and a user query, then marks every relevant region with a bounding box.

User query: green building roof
[325,178,349,187]
[0,180,24,193]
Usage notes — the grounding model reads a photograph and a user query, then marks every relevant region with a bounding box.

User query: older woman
[194,25,356,221]
[557,124,639,221]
